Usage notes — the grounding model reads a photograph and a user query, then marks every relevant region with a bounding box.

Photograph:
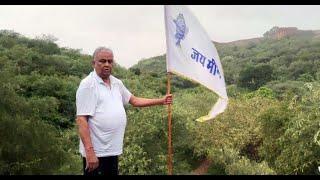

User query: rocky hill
[263,26,315,40]
[225,26,318,47]
[130,26,320,86]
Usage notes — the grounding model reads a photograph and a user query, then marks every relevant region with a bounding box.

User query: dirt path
[191,158,212,175]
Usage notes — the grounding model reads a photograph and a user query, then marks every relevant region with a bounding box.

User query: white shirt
[76,70,132,157]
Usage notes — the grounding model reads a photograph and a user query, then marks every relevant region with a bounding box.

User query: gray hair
[92,46,113,60]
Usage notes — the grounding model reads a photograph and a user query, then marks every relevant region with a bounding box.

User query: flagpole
[166,72,173,175]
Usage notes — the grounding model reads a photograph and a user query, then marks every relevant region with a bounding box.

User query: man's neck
[102,77,110,85]
[94,70,111,86]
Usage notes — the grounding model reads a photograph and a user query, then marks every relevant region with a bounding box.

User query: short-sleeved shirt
[76,70,132,157]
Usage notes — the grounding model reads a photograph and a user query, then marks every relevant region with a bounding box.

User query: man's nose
[104,62,112,66]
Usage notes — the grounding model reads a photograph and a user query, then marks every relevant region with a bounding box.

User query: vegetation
[0,28,319,175]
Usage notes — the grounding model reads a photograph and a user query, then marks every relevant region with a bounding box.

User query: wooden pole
[166,72,173,175]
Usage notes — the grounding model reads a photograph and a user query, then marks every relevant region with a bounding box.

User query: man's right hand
[85,148,99,172]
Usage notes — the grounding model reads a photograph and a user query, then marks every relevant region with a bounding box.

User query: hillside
[131,26,320,89]
[130,54,166,75]
[0,28,320,175]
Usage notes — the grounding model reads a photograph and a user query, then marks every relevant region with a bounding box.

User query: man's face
[93,50,114,79]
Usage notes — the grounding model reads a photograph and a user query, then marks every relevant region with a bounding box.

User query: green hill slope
[0,28,319,175]
[131,27,320,91]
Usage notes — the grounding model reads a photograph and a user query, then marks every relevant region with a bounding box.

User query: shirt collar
[93,69,115,85]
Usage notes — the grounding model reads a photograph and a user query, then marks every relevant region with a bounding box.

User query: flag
[164,5,228,122]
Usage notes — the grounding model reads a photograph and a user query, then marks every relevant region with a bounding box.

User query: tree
[0,70,76,174]
[237,64,274,90]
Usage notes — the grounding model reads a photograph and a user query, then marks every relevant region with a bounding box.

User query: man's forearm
[76,116,99,172]
[131,97,164,107]
[76,116,95,153]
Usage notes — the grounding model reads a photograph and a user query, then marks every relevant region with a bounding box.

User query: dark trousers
[82,156,119,176]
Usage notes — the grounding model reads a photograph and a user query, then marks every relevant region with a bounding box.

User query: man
[76,47,172,175]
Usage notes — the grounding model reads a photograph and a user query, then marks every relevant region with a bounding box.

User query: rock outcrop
[263,26,299,40]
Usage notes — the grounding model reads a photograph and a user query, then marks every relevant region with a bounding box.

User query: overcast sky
[0,5,319,68]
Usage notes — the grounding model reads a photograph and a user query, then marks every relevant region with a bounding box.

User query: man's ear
[91,60,95,67]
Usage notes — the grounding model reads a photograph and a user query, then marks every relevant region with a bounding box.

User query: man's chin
[100,72,111,79]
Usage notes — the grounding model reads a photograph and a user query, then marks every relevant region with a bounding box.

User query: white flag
[164,5,228,122]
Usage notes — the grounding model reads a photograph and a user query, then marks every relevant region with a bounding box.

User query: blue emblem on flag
[173,13,188,46]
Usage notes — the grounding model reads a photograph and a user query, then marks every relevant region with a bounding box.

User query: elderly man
[76,47,172,175]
